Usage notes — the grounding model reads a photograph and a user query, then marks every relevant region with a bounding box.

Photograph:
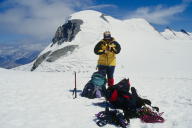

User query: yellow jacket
[94,37,121,66]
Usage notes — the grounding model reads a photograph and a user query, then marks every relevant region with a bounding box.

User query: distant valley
[0,51,40,69]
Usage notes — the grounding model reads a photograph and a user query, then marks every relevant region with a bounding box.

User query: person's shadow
[92,101,116,109]
[69,89,82,93]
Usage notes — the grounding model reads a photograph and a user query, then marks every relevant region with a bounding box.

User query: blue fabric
[104,34,111,38]
[87,83,94,99]
[98,65,115,78]
[91,73,107,90]
[81,70,107,99]
[95,86,102,98]
[96,109,127,128]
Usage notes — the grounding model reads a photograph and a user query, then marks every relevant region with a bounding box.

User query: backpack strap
[92,86,100,96]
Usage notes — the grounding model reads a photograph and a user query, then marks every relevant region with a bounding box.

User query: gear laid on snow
[81,70,107,99]
[137,106,165,123]
[95,102,129,128]
[81,75,165,126]
[99,78,165,124]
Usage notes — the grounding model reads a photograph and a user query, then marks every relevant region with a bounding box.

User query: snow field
[0,68,192,128]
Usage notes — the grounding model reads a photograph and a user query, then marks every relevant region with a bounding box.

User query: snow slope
[1,10,192,128]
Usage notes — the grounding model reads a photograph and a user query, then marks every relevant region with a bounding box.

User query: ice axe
[72,71,77,99]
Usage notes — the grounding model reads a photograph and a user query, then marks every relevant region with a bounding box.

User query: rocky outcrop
[167,26,173,31]
[149,23,162,36]
[46,45,78,62]
[167,27,176,36]
[51,19,83,46]
[180,29,190,36]
[100,14,109,23]
[31,51,51,71]
[30,19,82,71]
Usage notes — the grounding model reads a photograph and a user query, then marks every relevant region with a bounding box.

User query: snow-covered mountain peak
[69,10,104,20]
[167,26,174,31]
[14,10,192,72]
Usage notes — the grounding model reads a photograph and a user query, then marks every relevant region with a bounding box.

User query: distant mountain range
[161,27,192,40]
[0,51,40,69]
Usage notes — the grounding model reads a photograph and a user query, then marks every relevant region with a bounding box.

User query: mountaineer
[94,31,121,87]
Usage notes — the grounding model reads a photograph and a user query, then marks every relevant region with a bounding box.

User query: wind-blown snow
[1,10,192,128]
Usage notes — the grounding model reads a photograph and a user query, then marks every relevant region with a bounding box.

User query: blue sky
[0,0,192,55]
[92,0,192,32]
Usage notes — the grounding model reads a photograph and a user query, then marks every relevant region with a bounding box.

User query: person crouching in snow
[94,31,121,87]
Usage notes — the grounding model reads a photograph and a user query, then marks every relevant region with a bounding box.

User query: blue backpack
[81,70,107,99]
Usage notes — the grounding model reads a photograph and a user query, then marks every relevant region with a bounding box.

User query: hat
[103,31,111,39]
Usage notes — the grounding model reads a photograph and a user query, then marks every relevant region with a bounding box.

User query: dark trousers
[98,65,115,78]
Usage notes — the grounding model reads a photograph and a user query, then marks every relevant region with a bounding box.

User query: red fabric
[109,90,118,101]
[108,78,114,87]
[123,95,130,99]
[128,80,130,86]
[128,80,131,91]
